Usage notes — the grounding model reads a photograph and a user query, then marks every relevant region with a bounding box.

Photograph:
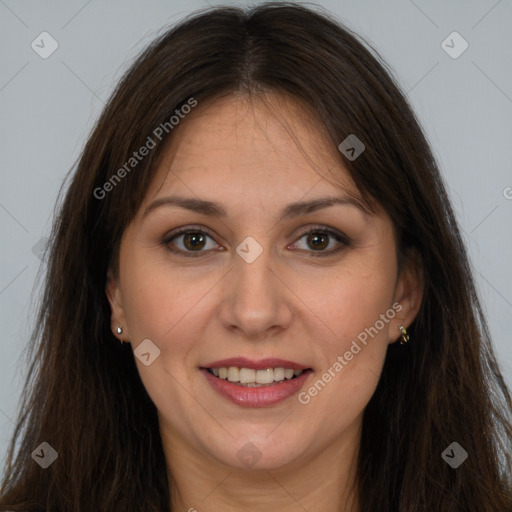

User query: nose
[217,241,293,340]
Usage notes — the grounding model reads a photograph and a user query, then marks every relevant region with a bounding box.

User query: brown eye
[290,227,350,256]
[164,228,220,256]
[183,232,207,251]
[306,232,329,250]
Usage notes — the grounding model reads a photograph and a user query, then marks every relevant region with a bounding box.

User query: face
[107,93,422,472]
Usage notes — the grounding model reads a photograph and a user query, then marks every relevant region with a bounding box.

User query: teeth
[227,367,239,382]
[256,369,274,384]
[273,367,285,381]
[239,368,256,383]
[208,366,305,385]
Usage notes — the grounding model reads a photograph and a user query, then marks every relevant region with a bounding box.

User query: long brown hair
[1,3,511,511]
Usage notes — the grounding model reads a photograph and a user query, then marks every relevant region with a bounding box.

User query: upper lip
[202,357,311,371]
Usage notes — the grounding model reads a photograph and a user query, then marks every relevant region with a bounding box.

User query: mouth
[204,366,310,387]
[200,358,313,407]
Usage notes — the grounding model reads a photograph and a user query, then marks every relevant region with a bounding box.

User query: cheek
[118,258,209,419]
[120,251,209,344]
[296,251,397,351]
[331,271,395,347]
[293,252,396,413]
[121,274,174,342]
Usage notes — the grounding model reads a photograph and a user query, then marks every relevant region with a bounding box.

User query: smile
[207,366,304,387]
[201,357,313,407]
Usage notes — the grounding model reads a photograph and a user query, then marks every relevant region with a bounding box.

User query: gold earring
[398,325,409,344]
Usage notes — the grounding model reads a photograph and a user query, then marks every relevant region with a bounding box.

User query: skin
[107,93,423,512]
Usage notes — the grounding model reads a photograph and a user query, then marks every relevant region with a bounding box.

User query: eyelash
[162,225,351,258]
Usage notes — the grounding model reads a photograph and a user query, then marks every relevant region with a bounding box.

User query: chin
[206,432,306,471]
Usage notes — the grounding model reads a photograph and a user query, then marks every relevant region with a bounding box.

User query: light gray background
[1,0,511,466]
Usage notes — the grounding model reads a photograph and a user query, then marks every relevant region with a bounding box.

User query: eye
[163,225,350,258]
[289,227,350,256]
[163,227,222,256]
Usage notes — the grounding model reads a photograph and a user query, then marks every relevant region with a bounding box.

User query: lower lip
[202,369,312,407]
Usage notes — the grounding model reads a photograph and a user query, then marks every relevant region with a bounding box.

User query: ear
[106,269,130,343]
[388,248,424,344]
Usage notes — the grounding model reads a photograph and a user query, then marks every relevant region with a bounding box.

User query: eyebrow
[142,194,370,221]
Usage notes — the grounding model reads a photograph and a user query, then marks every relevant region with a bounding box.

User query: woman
[1,3,511,511]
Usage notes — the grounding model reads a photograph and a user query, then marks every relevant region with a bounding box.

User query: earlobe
[389,249,424,343]
[106,269,129,342]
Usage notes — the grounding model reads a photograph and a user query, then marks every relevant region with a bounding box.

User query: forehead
[145,93,360,208]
